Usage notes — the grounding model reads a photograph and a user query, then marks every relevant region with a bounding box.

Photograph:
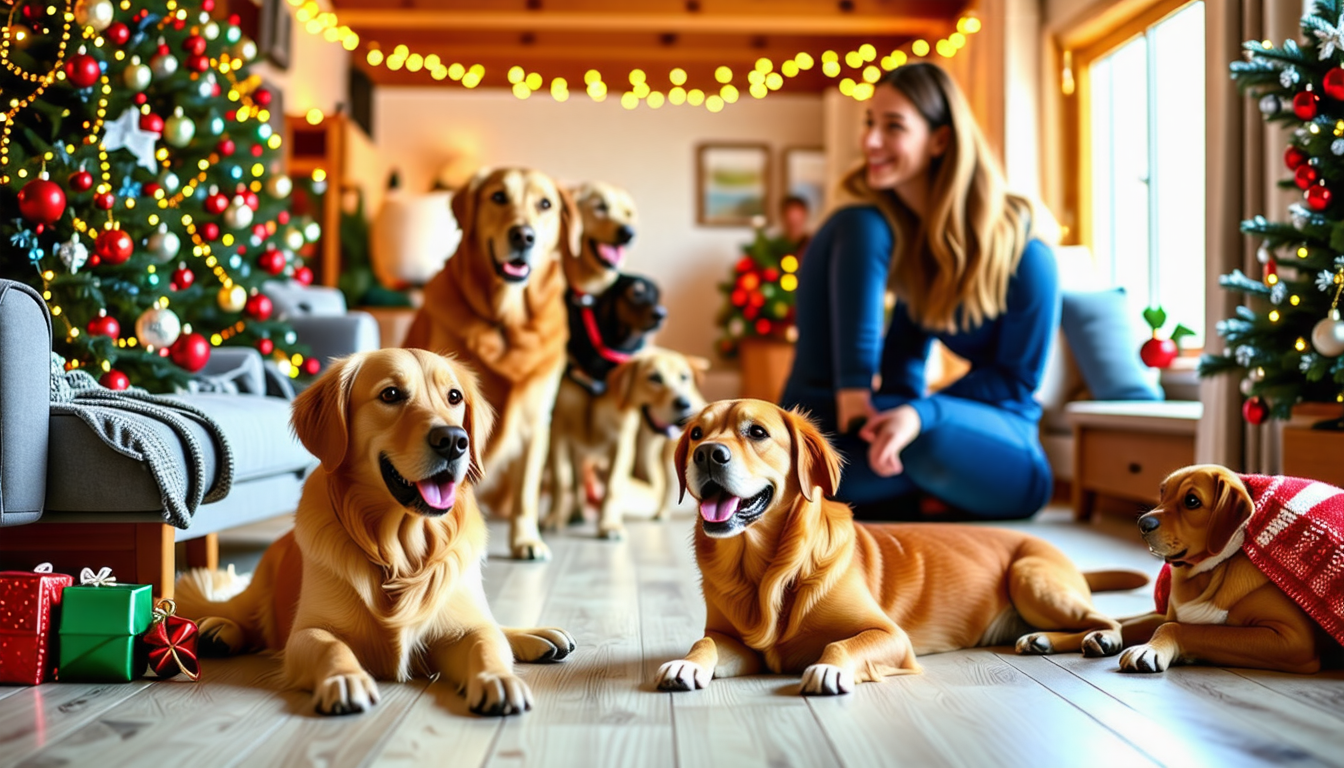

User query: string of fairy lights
[2,0,315,378]
[282,0,983,112]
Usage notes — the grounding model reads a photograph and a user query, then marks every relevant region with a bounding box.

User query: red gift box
[0,565,75,685]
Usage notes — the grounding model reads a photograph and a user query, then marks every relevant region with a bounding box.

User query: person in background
[779,194,812,259]
[780,62,1059,521]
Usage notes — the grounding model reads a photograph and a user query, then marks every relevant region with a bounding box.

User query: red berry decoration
[1140,338,1178,369]
[86,315,121,340]
[1326,68,1344,101]
[143,600,200,681]
[68,169,93,192]
[1294,91,1319,121]
[100,370,130,390]
[217,137,235,156]
[170,332,210,372]
[200,222,220,241]
[1285,146,1308,170]
[245,293,273,321]
[257,337,274,355]
[64,54,101,88]
[1308,184,1333,211]
[254,88,272,107]
[1295,164,1318,190]
[17,177,67,225]
[140,112,164,134]
[105,21,130,45]
[303,357,321,375]
[293,265,314,285]
[1243,396,1269,425]
[95,229,134,265]
[258,248,286,275]
[186,54,209,72]
[171,267,194,290]
[182,34,207,56]
[94,191,115,210]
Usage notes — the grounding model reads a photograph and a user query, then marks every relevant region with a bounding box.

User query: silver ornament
[145,224,180,263]
[1240,378,1254,396]
[303,221,322,242]
[218,285,247,313]
[235,39,257,62]
[75,0,114,32]
[1260,94,1282,115]
[197,74,215,99]
[265,173,292,198]
[59,236,89,273]
[122,59,152,92]
[135,307,182,348]
[1312,309,1344,357]
[204,21,220,40]
[164,108,195,147]
[158,170,180,194]
[224,196,254,229]
[1332,139,1344,156]
[151,53,178,79]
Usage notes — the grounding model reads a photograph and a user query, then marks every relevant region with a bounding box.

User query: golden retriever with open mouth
[404,167,577,561]
[657,399,1145,695]
[175,349,575,716]
[565,181,637,296]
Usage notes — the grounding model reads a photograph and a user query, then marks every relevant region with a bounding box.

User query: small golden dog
[404,167,577,561]
[547,348,708,539]
[175,350,575,716]
[657,400,1144,695]
[565,181,638,296]
[1119,465,1335,674]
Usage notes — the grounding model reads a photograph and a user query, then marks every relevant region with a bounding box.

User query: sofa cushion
[0,281,52,527]
[1060,288,1163,402]
[45,393,313,514]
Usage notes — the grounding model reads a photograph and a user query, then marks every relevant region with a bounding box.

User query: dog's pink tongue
[501,261,530,278]
[597,243,625,267]
[416,478,458,510]
[699,494,740,523]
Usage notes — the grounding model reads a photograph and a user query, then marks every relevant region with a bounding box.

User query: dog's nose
[673,396,691,411]
[694,442,731,467]
[652,305,668,322]
[429,425,470,461]
[1138,514,1161,534]
[615,224,635,245]
[508,225,535,251]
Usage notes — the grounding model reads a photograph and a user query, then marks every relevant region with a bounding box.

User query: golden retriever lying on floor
[404,168,576,561]
[176,350,575,716]
[657,400,1145,695]
[547,347,708,539]
[1118,465,1339,674]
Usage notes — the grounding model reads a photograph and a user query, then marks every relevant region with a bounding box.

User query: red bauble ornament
[182,34,207,56]
[105,22,130,46]
[736,257,753,273]
[170,333,211,372]
[68,170,93,192]
[204,192,228,215]
[142,182,162,198]
[86,315,121,340]
[217,137,235,156]
[277,210,290,224]
[156,42,170,57]
[200,222,220,241]
[1243,396,1269,425]
[1294,91,1319,121]
[100,370,130,391]
[254,88,272,107]
[243,191,259,210]
[186,54,209,72]
[171,267,194,290]
[1140,337,1178,369]
[64,54,101,88]
[94,192,115,210]
[250,143,263,158]
[140,112,164,134]
[293,265,314,285]
[303,357,321,375]
[763,267,779,282]
[245,293,273,320]
[1326,68,1344,101]
[258,248,286,275]
[1285,146,1308,170]
[1308,184,1333,211]
[202,0,215,11]
[95,229,134,265]
[144,602,200,681]
[257,337,274,355]
[133,93,147,106]
[17,178,66,225]
[1295,164,1318,190]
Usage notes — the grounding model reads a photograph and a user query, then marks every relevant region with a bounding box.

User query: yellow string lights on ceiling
[284,0,981,111]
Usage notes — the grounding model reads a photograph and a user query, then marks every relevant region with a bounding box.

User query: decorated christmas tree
[715,226,801,357]
[1202,0,1344,424]
[1,0,319,392]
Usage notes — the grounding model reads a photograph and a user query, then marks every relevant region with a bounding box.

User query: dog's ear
[685,355,710,387]
[1207,469,1253,557]
[450,169,487,246]
[674,423,693,503]
[557,185,582,260]
[606,357,642,411]
[291,354,364,473]
[785,407,843,503]
[452,359,495,483]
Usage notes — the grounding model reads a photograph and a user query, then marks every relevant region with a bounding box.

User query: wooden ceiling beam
[336,10,947,37]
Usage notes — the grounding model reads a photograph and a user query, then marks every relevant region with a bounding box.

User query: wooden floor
[3,507,1343,768]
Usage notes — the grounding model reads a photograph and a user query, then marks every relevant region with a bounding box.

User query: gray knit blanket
[49,354,234,528]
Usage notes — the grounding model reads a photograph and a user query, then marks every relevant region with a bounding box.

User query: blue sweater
[783,205,1060,431]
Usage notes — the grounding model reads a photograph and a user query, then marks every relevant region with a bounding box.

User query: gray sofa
[0,278,378,596]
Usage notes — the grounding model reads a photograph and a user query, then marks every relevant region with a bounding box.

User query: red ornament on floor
[1295,164,1318,190]
[1285,145,1308,170]
[1294,91,1320,120]
[86,315,120,339]
[170,333,211,372]
[1308,184,1333,211]
[1326,68,1344,100]
[95,229,134,265]
[100,370,130,390]
[143,600,200,681]
[1243,396,1269,425]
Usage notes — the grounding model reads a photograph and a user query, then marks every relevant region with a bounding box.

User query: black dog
[566,274,666,395]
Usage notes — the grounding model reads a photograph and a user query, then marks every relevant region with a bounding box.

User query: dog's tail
[1083,569,1150,592]
[173,564,251,620]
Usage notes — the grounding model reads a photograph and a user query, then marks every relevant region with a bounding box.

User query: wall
[372,89,825,367]
[250,0,350,118]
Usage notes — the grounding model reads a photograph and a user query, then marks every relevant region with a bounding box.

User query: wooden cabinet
[1069,401,1202,520]
[737,338,795,403]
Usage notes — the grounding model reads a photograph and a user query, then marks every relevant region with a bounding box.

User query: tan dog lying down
[657,400,1146,695]
[547,347,707,539]
[176,350,574,716]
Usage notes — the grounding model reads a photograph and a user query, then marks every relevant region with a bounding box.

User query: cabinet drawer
[1077,428,1195,503]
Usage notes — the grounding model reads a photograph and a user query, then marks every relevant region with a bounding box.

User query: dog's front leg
[656,631,763,691]
[597,410,643,540]
[286,627,382,716]
[1118,611,1167,647]
[802,626,920,696]
[433,627,534,716]
[1119,619,1321,674]
[510,408,553,561]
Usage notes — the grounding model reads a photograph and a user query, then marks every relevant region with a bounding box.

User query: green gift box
[58,580,153,682]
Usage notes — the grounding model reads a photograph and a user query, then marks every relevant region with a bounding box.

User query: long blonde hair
[839,63,1043,333]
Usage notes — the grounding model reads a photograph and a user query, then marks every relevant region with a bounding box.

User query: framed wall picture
[259,0,292,70]
[696,143,771,227]
[783,147,827,227]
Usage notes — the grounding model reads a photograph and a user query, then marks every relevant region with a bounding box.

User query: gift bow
[34,563,53,573]
[79,566,117,587]
[148,599,200,682]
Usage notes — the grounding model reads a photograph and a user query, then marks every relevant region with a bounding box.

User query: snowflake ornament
[1271,282,1288,305]
[1235,345,1256,367]
[1301,354,1317,373]
[58,236,88,273]
[1317,269,1340,292]
[1281,65,1301,87]
[1315,14,1344,60]
[102,109,159,172]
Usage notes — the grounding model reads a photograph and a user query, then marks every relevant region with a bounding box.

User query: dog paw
[467,672,533,716]
[656,660,708,692]
[1119,644,1172,673]
[1082,631,1122,658]
[197,617,246,657]
[313,672,381,716]
[507,627,577,663]
[800,664,853,696]
[597,524,625,541]
[511,540,552,561]
[1015,633,1054,655]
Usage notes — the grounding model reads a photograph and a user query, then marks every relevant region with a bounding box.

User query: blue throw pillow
[1059,288,1164,401]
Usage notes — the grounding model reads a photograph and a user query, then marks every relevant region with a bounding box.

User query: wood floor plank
[0,685,25,703]
[14,656,290,768]
[1226,668,1344,727]
[361,677,501,768]
[1046,653,1343,767]
[0,679,153,766]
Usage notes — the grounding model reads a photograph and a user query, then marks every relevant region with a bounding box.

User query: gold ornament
[217,284,247,313]
[74,0,115,32]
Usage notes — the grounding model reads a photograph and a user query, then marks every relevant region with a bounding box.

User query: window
[1080,1,1206,342]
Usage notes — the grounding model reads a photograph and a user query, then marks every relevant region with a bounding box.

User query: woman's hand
[835,388,876,434]
[859,405,922,477]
